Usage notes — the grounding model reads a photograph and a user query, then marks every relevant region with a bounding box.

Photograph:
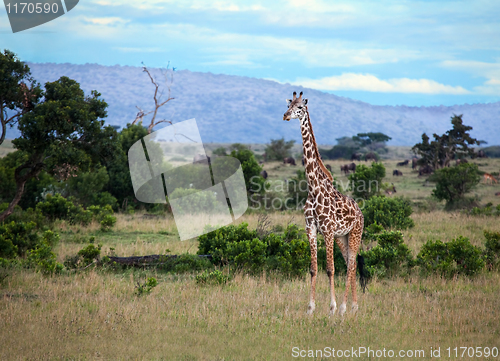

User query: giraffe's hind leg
[306,224,318,315]
[334,235,349,316]
[341,219,363,316]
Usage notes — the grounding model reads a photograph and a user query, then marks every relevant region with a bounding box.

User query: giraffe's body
[283,92,364,316]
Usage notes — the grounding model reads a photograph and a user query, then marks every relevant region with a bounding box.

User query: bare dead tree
[132,62,175,133]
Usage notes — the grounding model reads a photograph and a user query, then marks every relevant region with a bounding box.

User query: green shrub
[36,193,73,220]
[198,223,258,264]
[468,204,500,217]
[135,277,158,296]
[196,269,230,285]
[362,196,415,230]
[100,215,117,232]
[26,231,63,275]
[157,254,214,273]
[417,236,485,278]
[0,221,39,257]
[348,163,386,200]
[197,223,311,277]
[228,237,268,273]
[361,231,414,278]
[168,187,224,215]
[64,239,102,269]
[429,163,481,209]
[484,230,500,270]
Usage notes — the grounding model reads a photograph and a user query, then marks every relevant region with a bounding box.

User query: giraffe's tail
[357,254,369,293]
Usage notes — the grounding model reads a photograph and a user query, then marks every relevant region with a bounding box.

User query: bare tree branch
[133,63,175,133]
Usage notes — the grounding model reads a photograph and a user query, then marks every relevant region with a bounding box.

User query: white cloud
[293,73,470,94]
[82,17,129,26]
[442,60,500,95]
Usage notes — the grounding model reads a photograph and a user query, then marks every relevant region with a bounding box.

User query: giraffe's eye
[298,106,303,109]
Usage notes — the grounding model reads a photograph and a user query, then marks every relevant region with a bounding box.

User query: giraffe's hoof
[351,303,359,314]
[339,303,347,317]
[329,302,337,316]
[307,303,315,315]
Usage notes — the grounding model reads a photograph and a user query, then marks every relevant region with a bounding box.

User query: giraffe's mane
[305,107,333,182]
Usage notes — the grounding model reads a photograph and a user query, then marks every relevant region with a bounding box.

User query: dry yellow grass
[1,268,499,360]
[1,146,500,359]
[1,211,500,360]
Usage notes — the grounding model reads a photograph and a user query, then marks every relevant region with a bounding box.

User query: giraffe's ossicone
[283,91,365,316]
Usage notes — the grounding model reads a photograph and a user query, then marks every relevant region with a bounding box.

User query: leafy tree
[229,145,264,194]
[0,50,42,146]
[103,123,147,209]
[65,166,117,208]
[348,162,386,200]
[412,114,479,169]
[264,138,295,161]
[321,145,356,160]
[352,132,391,147]
[429,163,481,208]
[0,77,120,222]
[212,147,227,156]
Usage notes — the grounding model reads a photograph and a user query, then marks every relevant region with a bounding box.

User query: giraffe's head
[283,91,308,121]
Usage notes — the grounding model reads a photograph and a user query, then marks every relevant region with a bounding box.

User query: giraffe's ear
[286,99,292,106]
[303,99,308,105]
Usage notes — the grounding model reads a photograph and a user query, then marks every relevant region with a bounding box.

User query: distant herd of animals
[206,151,499,194]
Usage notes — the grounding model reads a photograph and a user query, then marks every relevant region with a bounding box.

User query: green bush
[198,223,258,264]
[468,204,500,217]
[362,196,415,230]
[157,254,214,273]
[100,214,117,232]
[361,231,414,278]
[135,277,158,296]
[0,221,39,257]
[429,163,481,209]
[348,162,386,200]
[417,236,485,278]
[26,231,63,275]
[197,223,311,277]
[36,193,73,220]
[196,269,230,285]
[484,230,500,271]
[35,194,117,229]
[167,187,224,215]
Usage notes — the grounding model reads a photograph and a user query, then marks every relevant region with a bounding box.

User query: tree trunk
[0,118,6,147]
[0,179,27,222]
[0,158,44,223]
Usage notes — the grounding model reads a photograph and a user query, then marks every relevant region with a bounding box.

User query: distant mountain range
[6,62,500,146]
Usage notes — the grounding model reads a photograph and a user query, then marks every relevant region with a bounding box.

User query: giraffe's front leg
[306,224,318,315]
[324,232,336,315]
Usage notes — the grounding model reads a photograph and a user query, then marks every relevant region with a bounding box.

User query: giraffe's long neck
[300,108,333,192]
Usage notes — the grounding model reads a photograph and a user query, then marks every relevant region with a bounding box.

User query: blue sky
[1,0,500,106]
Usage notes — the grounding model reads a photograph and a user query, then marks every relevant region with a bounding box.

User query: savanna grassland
[1,149,500,360]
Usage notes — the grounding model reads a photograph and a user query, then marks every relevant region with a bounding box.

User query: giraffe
[483,173,498,185]
[283,92,364,316]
